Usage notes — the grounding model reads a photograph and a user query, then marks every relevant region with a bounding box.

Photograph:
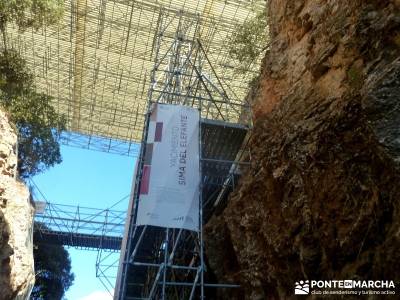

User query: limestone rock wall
[205,1,400,299]
[0,109,35,300]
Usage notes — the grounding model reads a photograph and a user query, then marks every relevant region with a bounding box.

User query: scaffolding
[116,11,250,299]
[34,201,126,250]
[33,200,126,294]
[5,0,263,155]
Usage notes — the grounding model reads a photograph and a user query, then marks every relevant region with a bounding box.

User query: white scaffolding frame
[5,0,262,154]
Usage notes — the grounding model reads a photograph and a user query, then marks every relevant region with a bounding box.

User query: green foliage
[0,49,33,98]
[0,0,63,31]
[228,2,268,72]
[0,0,65,178]
[0,49,65,178]
[31,223,74,300]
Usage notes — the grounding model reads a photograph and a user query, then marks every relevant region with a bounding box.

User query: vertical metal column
[162,228,169,298]
[197,43,205,300]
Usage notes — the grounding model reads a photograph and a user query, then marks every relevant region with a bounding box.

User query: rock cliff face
[205,1,400,299]
[0,109,35,299]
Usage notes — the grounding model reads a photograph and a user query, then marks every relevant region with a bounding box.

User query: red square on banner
[140,165,151,195]
[154,122,163,142]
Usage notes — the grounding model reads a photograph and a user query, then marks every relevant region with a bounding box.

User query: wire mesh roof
[5,0,263,155]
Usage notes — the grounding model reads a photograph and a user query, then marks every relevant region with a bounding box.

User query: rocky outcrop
[0,109,35,299]
[205,0,400,299]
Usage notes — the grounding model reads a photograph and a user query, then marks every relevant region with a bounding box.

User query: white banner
[136,103,200,231]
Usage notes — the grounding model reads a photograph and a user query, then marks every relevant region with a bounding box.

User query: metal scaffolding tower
[116,11,250,300]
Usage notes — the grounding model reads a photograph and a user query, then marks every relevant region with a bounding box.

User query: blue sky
[32,145,137,300]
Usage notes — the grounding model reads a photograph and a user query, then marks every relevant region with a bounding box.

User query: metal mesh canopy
[5,0,262,156]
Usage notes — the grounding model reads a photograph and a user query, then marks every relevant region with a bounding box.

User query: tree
[228,1,268,73]
[0,0,65,178]
[0,0,63,43]
[31,224,74,300]
[0,49,66,178]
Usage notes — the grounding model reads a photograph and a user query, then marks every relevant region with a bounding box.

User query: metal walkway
[34,229,122,251]
[32,200,128,293]
[34,201,126,251]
